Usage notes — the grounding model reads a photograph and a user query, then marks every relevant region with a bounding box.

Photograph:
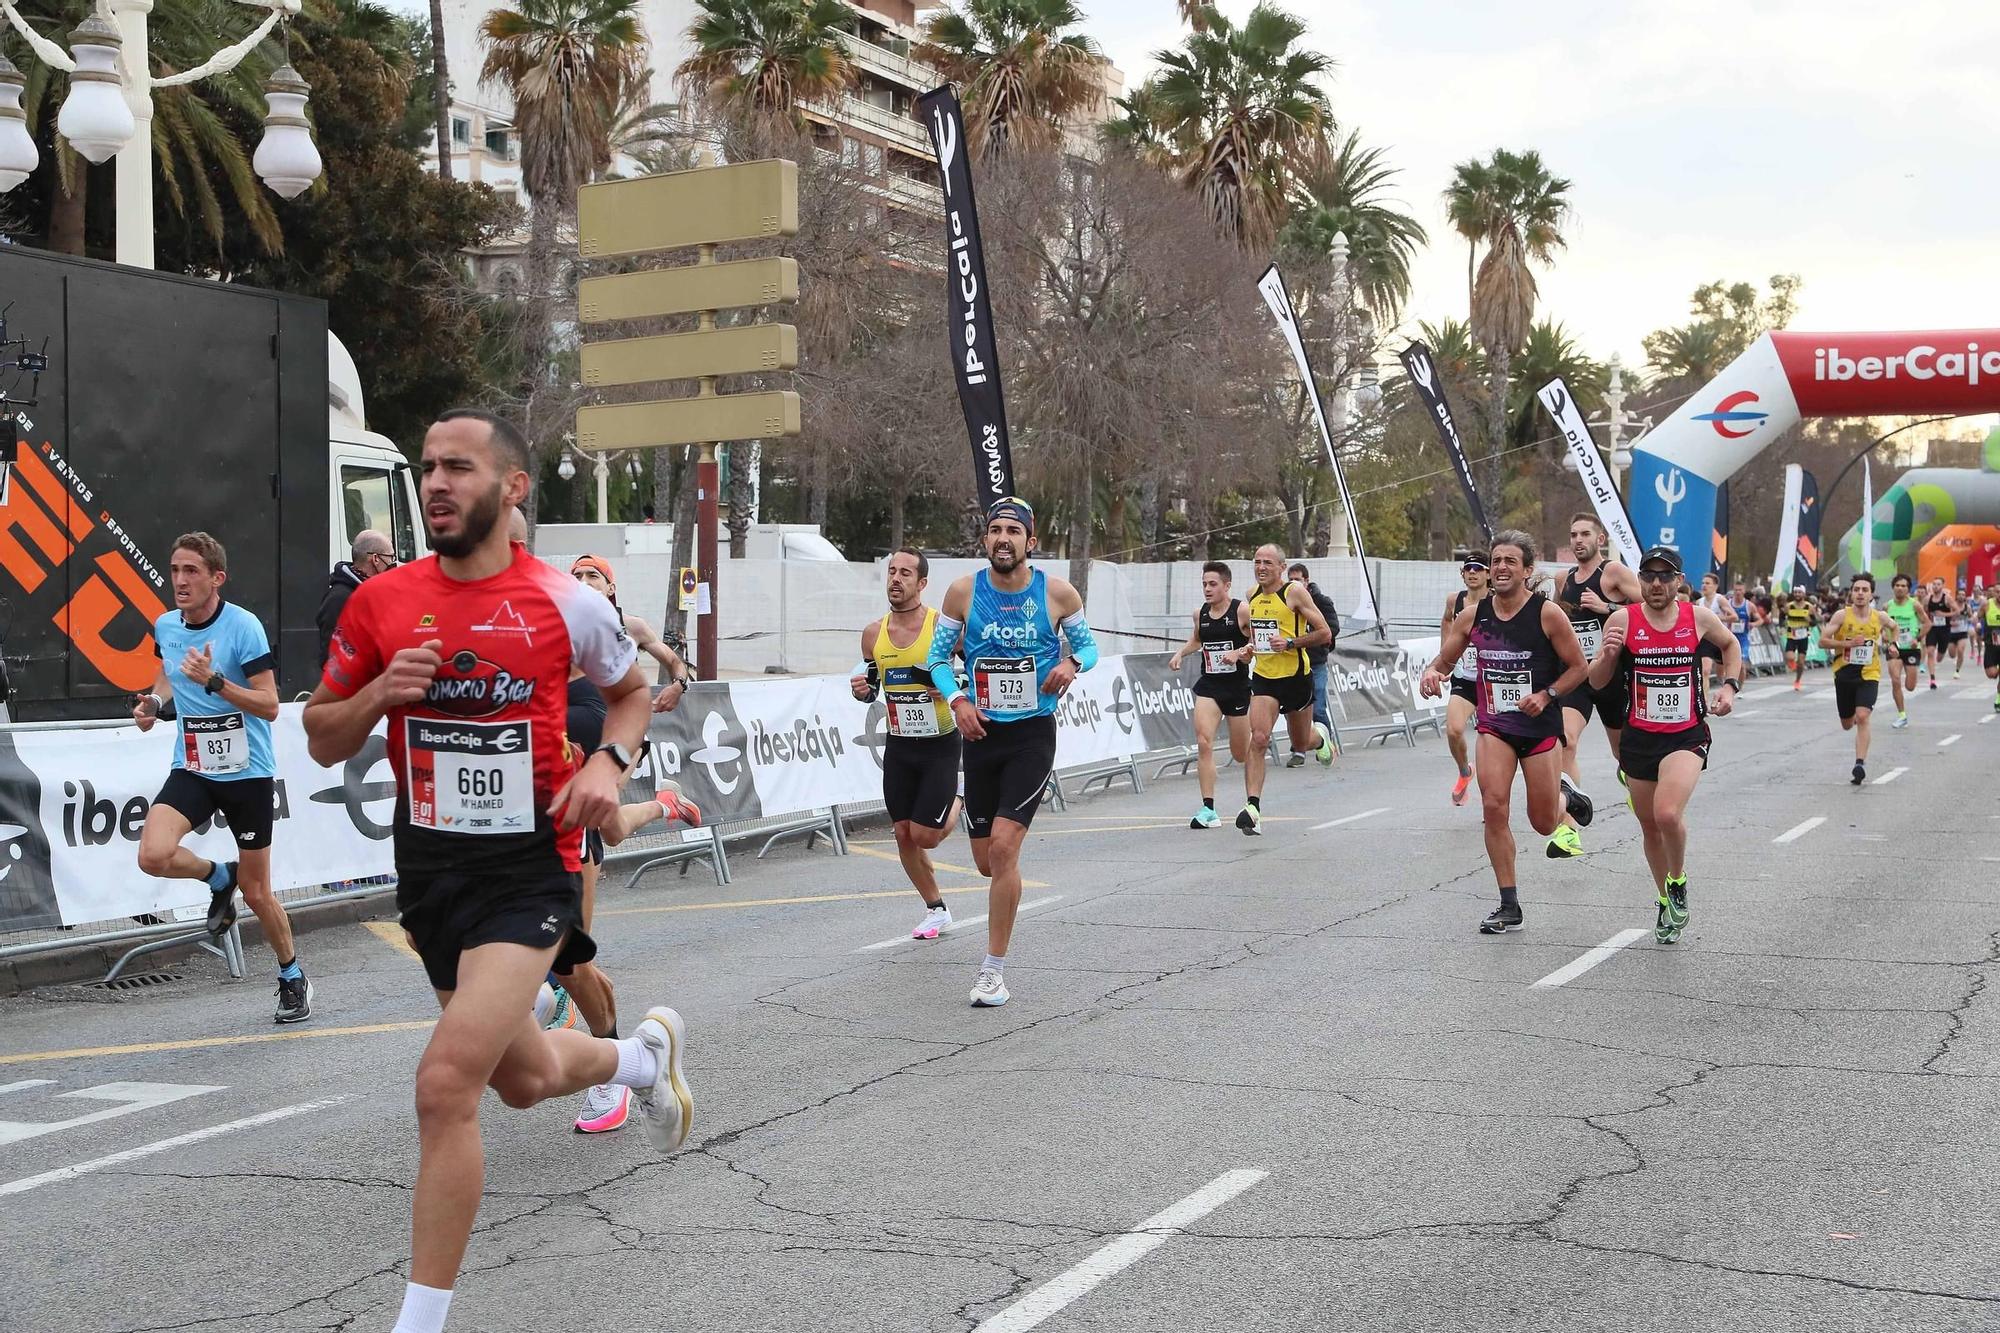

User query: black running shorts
[1897,646,1922,667]
[962,714,1057,840]
[1558,678,1628,729]
[1194,685,1250,718]
[1787,635,1810,657]
[154,770,275,851]
[1927,626,1953,651]
[396,868,594,992]
[1618,726,1711,783]
[1985,642,2000,671]
[1250,671,1313,715]
[1833,668,1879,720]
[1449,677,1477,704]
[884,732,962,829]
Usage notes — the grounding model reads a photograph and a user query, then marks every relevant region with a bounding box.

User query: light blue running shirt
[153,599,277,779]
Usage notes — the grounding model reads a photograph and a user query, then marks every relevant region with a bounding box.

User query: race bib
[1251,618,1281,654]
[1487,669,1530,714]
[1572,620,1603,658]
[973,655,1036,715]
[405,718,534,836]
[887,692,940,738]
[1201,644,1236,675]
[1897,629,1916,649]
[1453,646,1478,681]
[1635,671,1692,725]
[1848,641,1875,667]
[183,712,248,775]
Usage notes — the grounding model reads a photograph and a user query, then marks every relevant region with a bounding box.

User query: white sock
[982,953,1005,974]
[612,1035,659,1089]
[393,1282,453,1333]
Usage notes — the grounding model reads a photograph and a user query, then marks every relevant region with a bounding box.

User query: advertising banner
[1794,468,1824,591]
[1711,481,1729,582]
[1397,341,1493,542]
[918,84,1016,509]
[1537,377,1642,566]
[1772,464,1803,592]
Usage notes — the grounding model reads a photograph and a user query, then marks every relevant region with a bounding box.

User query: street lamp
[1560,353,1651,492]
[0,0,320,268]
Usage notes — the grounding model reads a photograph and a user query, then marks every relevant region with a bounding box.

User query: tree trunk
[726,440,754,557]
[48,169,85,256]
[1427,483,1449,559]
[1067,463,1092,601]
[1482,345,1511,520]
[807,439,829,526]
[887,486,906,552]
[519,196,561,527]
[1466,242,1476,314]
[428,0,453,183]
[1186,491,1211,562]
[652,441,673,530]
[1138,469,1162,559]
[958,498,983,555]
[1105,486,1126,556]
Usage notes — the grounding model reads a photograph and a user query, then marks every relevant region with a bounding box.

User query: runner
[1167,560,1251,828]
[1782,586,1817,687]
[1228,544,1335,834]
[561,549,702,1135]
[1729,579,1762,682]
[1983,588,2000,711]
[305,408,692,1333]
[1549,513,1641,858]
[853,547,961,936]
[133,532,307,1023]
[1821,573,1896,785]
[1694,573,1735,705]
[1923,576,1956,689]
[1949,587,1974,677]
[926,497,1099,1007]
[1883,574,1928,729]
[1439,552,1490,806]
[1588,546,1741,944]
[1419,529,1593,935]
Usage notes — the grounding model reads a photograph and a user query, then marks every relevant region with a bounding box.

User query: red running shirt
[1622,600,1704,735]
[321,543,637,875]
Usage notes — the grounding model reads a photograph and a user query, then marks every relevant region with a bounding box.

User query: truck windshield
[340,463,417,561]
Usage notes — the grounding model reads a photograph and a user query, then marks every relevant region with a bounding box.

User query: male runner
[569,553,694,713]
[1923,576,1957,688]
[1227,544,1334,834]
[1782,587,1817,687]
[1949,587,1974,677]
[1439,552,1490,806]
[1550,513,1641,857]
[1420,530,1592,934]
[1589,547,1740,944]
[853,547,961,936]
[1729,580,1761,679]
[1694,573,1735,704]
[1982,589,2000,711]
[1168,560,1250,829]
[1883,574,1927,729]
[134,532,306,1023]
[1821,573,1895,785]
[926,497,1098,1007]
[305,409,691,1333]
[1287,561,1341,738]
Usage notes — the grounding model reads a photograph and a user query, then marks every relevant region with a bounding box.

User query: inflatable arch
[1915,525,2000,589]
[1827,427,2000,581]
[1626,331,2000,565]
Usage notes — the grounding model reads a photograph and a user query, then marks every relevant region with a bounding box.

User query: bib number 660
[457,767,504,798]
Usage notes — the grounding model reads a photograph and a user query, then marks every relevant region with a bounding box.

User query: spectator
[1287,562,1340,737]
[317,530,396,668]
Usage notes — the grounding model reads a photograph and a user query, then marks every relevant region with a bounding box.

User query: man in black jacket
[1288,562,1340,743]
[317,530,396,668]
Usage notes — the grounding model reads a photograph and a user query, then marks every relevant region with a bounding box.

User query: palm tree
[1445,148,1570,509]
[428,0,452,181]
[1278,127,1427,323]
[1506,319,1603,550]
[1440,156,1493,312]
[481,0,647,475]
[676,0,853,121]
[1643,320,1731,390]
[916,0,1101,159]
[1139,2,1331,250]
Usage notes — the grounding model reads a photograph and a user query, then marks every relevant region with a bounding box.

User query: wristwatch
[593,741,635,770]
[204,674,226,695]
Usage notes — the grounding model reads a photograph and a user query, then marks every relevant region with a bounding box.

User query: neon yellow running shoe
[1545,824,1583,859]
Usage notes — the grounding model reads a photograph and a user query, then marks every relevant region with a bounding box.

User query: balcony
[878,172,941,217]
[802,94,933,160]
[837,29,936,91]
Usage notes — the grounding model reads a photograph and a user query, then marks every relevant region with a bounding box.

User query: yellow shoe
[1545,824,1583,859]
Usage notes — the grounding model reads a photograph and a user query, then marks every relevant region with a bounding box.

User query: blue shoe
[1190,805,1221,829]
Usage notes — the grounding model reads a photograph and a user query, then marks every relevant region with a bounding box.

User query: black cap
[1638,545,1682,573]
[1461,552,1489,570]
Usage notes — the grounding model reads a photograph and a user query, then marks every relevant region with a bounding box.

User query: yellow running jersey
[1247,581,1309,680]
[873,608,955,738]
[1828,608,1886,681]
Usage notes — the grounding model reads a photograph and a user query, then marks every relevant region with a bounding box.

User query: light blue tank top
[965,568,1061,721]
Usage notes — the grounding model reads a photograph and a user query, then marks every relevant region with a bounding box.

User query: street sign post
[575,157,801,680]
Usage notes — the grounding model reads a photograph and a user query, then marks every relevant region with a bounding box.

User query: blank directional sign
[579,257,798,323]
[0,1081,224,1146]
[577,393,801,451]
[582,325,797,388]
[578,159,799,258]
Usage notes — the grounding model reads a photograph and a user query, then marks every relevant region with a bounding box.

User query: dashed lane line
[0,1023,437,1068]
[0,1096,357,1198]
[1872,767,1909,786]
[1311,807,1391,831]
[1940,734,1962,748]
[858,896,1064,952]
[1773,816,1827,845]
[1531,929,1650,989]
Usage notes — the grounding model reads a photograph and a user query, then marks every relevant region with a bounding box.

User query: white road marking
[1773,816,1827,845]
[1939,734,1962,748]
[1311,806,1391,831]
[859,896,1064,952]
[1983,714,1996,725]
[1872,767,1909,786]
[0,1082,224,1147]
[1953,687,1988,701]
[0,1097,354,1197]
[1725,708,1760,718]
[0,1080,56,1098]
[1530,928,1650,989]
[973,1169,1269,1333]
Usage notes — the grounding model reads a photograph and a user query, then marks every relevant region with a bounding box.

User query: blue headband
[986,496,1035,531]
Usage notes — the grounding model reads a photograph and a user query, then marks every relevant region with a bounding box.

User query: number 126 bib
[405,718,533,835]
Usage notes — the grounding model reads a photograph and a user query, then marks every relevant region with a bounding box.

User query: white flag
[1536,378,1642,567]
[1861,456,1874,574]
[1772,464,1803,591]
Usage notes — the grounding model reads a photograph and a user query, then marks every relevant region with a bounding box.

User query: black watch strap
[593,741,634,770]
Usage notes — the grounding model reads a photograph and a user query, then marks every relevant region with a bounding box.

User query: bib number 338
[405,718,534,835]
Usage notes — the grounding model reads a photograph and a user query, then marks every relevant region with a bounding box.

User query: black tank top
[1471,591,1563,740]
[1196,598,1250,685]
[1559,562,1619,659]
[1929,593,1951,620]
[566,675,608,756]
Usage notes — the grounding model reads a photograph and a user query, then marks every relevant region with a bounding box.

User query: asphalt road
[3,673,1997,1333]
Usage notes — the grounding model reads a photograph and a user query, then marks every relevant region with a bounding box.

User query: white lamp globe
[252,64,321,199]
[55,15,134,165]
[557,453,576,481]
[0,54,38,193]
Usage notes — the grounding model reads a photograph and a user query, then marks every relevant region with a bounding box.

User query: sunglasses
[1638,568,1679,583]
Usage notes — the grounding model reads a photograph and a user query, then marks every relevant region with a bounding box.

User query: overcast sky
[392,0,2000,373]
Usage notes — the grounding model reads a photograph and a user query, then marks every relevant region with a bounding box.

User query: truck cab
[326,334,424,567]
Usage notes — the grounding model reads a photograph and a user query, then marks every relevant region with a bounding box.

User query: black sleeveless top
[1195,598,1250,692]
[1471,592,1564,740]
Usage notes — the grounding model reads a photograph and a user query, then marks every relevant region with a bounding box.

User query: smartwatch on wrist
[593,741,635,770]
[204,674,226,696]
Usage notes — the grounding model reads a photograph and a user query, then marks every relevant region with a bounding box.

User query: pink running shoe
[574,1082,632,1134]
[658,787,702,827]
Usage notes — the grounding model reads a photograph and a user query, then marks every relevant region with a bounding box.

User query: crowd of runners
[130,409,1995,1333]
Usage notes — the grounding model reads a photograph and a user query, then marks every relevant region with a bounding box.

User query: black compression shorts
[1898,646,1923,667]
[1558,678,1628,729]
[1986,642,2000,671]
[1250,672,1313,715]
[154,770,274,852]
[1834,669,1879,720]
[1927,626,1954,650]
[962,714,1057,840]
[396,868,594,992]
[884,732,961,829]
[1618,726,1711,783]
[1449,677,1477,704]
[1194,687,1251,718]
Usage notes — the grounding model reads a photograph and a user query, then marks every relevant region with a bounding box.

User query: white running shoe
[533,982,557,1027]
[574,1082,631,1134]
[1892,713,1909,729]
[970,969,1009,1007]
[912,904,952,939]
[632,1007,694,1153]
